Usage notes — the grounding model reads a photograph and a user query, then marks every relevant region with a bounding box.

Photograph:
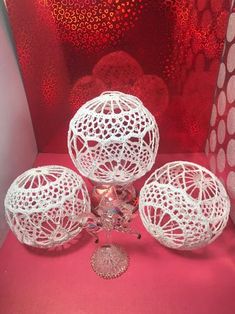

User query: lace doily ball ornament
[68,91,159,185]
[139,161,230,250]
[4,166,90,248]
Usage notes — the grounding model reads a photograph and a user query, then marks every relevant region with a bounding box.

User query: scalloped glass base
[91,244,129,279]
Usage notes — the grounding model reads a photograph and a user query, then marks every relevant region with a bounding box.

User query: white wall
[0,3,37,246]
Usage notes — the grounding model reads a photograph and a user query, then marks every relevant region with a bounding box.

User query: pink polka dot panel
[217,63,226,88]
[217,91,226,116]
[209,129,217,152]
[210,104,217,127]
[217,148,226,173]
[226,13,235,42]
[207,3,235,224]
[217,120,226,144]
[227,75,235,103]
[227,44,235,73]
[227,107,235,134]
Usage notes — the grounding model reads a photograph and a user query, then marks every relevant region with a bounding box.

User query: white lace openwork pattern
[4,166,90,248]
[139,161,230,250]
[68,91,159,185]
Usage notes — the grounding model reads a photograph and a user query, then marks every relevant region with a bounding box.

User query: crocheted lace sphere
[139,161,230,250]
[4,166,90,248]
[68,91,159,185]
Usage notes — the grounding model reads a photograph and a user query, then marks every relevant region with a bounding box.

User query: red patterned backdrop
[4,0,231,153]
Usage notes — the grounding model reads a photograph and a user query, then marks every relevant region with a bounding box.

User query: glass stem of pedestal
[105,230,112,247]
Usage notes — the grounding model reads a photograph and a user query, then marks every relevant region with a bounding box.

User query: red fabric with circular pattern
[4,0,231,153]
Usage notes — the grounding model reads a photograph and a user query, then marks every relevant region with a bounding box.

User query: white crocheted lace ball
[68,91,159,184]
[4,166,90,248]
[139,161,230,250]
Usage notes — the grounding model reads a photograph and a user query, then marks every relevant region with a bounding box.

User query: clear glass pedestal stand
[91,230,129,279]
[89,183,138,279]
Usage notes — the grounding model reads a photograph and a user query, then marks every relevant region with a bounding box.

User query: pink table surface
[1,153,235,314]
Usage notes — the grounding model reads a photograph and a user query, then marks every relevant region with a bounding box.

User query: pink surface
[1,153,235,314]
